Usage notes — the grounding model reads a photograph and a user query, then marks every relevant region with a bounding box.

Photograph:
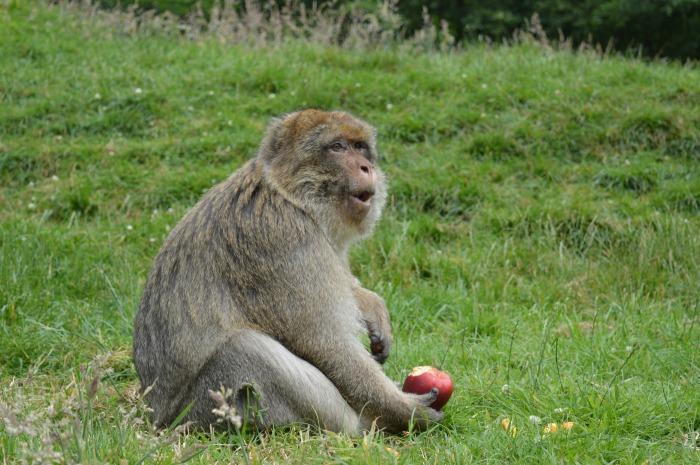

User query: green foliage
[98,0,217,16]
[100,0,700,59]
[1,1,700,464]
[403,0,700,59]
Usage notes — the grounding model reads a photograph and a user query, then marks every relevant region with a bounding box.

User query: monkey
[133,109,443,434]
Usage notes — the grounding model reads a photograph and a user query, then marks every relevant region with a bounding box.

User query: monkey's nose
[357,161,375,181]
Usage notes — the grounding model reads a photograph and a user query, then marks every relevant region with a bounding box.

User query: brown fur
[133,110,442,434]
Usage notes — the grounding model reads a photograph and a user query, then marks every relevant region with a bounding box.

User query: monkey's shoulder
[186,161,318,255]
[224,162,315,234]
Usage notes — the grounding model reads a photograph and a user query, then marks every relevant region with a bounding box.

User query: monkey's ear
[257,116,287,160]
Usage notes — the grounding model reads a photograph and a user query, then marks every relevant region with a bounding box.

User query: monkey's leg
[186,329,362,434]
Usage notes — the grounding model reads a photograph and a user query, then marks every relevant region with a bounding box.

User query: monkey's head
[260,109,387,248]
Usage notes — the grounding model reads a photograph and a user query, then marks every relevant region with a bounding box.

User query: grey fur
[133,110,443,434]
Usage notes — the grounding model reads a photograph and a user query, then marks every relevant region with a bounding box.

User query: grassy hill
[1,1,699,463]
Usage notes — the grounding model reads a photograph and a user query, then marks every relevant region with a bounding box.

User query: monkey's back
[132,159,346,425]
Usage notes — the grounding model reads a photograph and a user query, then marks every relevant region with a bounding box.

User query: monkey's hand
[352,286,392,364]
[403,388,445,431]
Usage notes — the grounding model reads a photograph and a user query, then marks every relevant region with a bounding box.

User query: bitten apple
[402,366,453,410]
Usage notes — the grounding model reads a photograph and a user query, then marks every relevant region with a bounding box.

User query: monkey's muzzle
[347,189,375,219]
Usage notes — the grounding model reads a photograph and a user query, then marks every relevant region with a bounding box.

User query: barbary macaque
[133,110,442,433]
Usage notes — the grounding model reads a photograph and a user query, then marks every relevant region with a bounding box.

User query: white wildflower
[682,431,700,450]
[208,385,242,429]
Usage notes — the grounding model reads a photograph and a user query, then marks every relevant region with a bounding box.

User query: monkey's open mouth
[351,190,374,204]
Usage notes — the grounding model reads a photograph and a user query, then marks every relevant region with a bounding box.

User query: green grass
[2,1,700,463]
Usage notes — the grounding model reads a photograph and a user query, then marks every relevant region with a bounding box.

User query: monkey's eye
[330,142,345,152]
[353,141,367,151]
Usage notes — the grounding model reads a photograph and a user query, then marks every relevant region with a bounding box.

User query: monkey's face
[327,138,384,227]
[303,116,386,231]
[262,110,387,241]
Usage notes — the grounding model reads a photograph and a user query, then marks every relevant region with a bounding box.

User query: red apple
[402,366,453,410]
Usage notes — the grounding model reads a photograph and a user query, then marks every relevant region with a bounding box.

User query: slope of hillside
[1,1,699,463]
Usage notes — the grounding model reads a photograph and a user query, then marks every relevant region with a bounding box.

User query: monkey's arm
[297,324,441,433]
[276,266,440,432]
[352,285,392,364]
